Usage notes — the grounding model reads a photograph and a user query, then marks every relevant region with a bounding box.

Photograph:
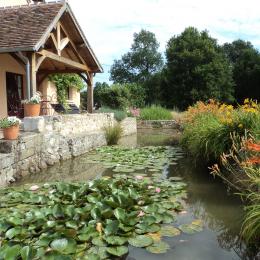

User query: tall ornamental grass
[104,123,123,145]
[140,105,172,120]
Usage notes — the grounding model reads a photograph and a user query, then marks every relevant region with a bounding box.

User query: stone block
[0,139,18,153]
[23,117,45,133]
[0,153,14,169]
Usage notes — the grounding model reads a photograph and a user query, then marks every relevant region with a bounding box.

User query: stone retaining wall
[137,120,181,130]
[0,114,137,187]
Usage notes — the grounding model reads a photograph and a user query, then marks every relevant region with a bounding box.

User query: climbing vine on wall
[49,74,84,106]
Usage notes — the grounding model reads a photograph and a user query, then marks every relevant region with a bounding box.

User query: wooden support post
[87,72,94,113]
[31,53,37,97]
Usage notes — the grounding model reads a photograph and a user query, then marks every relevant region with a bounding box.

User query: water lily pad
[128,235,153,247]
[92,237,107,247]
[50,238,76,254]
[146,241,170,254]
[147,232,161,242]
[105,236,127,246]
[179,222,203,234]
[106,246,128,257]
[160,225,181,237]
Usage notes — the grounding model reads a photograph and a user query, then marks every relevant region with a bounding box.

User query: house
[0,0,103,118]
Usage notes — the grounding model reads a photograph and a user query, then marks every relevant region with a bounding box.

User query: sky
[67,0,260,84]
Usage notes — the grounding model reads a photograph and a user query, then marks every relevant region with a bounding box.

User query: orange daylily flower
[245,141,260,152]
[245,156,260,165]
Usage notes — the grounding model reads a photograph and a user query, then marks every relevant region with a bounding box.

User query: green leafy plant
[140,105,172,120]
[0,117,21,129]
[85,146,184,173]
[104,123,123,145]
[0,171,202,259]
[49,74,84,107]
[241,190,260,244]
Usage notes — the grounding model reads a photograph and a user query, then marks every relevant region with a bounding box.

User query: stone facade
[137,120,182,130]
[0,114,137,187]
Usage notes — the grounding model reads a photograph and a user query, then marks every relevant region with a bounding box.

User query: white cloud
[68,0,260,82]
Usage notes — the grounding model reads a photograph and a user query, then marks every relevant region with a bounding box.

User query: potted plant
[22,92,42,117]
[0,117,21,140]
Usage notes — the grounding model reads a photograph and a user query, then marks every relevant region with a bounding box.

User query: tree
[223,40,260,103]
[162,27,234,109]
[110,29,163,84]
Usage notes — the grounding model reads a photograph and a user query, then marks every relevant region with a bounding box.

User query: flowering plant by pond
[211,133,260,245]
[182,99,260,161]
[0,175,203,259]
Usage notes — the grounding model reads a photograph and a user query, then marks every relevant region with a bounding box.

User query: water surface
[15,130,256,259]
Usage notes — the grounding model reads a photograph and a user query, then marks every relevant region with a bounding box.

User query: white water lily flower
[29,185,40,191]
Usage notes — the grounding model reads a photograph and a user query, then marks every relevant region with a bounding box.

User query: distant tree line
[92,28,260,110]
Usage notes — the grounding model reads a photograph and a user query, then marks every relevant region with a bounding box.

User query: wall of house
[39,79,58,103]
[69,87,80,107]
[0,54,26,118]
[39,79,81,107]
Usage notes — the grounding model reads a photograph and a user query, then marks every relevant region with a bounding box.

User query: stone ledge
[137,120,181,129]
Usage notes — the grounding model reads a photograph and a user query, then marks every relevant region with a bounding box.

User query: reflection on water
[15,130,258,259]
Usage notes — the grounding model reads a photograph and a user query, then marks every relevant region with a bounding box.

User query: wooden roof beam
[37,49,88,71]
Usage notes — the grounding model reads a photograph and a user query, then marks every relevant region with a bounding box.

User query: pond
[14,129,256,259]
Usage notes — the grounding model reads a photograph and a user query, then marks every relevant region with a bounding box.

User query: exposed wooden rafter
[37,49,88,71]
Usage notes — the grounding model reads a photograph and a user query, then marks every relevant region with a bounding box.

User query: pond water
[15,130,257,260]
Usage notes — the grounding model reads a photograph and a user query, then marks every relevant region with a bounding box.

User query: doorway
[6,72,24,117]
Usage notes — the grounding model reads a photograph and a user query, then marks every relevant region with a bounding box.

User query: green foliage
[104,123,123,145]
[94,83,129,109]
[0,117,20,129]
[49,74,84,106]
[140,105,172,120]
[98,107,127,122]
[163,27,234,109]
[110,29,163,84]
[94,82,145,109]
[242,190,260,244]
[87,146,184,173]
[223,40,260,103]
[181,101,260,162]
[0,168,195,258]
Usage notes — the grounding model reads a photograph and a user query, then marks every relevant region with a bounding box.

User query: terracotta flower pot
[24,104,41,117]
[3,125,19,140]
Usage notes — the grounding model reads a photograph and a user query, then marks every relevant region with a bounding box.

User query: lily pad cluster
[84,146,184,173]
[0,174,202,259]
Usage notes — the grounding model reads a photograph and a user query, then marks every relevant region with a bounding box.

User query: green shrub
[140,105,172,120]
[104,123,123,145]
[98,107,127,122]
[182,100,260,162]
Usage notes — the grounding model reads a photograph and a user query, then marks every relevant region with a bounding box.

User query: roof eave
[0,46,34,53]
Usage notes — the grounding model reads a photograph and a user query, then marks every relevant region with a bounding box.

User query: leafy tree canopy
[223,39,260,102]
[110,29,164,84]
[163,27,234,109]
